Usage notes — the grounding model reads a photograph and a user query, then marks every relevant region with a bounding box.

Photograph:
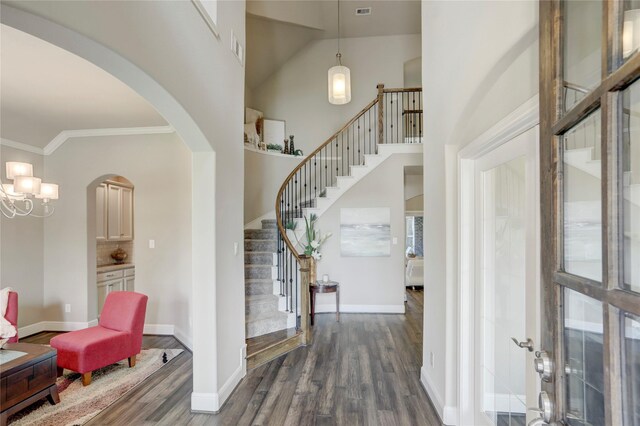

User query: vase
[284,139,290,154]
[289,135,295,155]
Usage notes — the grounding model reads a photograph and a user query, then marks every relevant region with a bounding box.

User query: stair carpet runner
[244,219,290,338]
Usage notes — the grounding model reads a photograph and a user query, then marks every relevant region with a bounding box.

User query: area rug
[9,348,183,426]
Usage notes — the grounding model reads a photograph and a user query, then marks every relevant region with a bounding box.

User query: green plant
[266,143,283,151]
[303,214,331,260]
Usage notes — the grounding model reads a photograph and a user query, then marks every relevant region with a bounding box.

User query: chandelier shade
[328,61,351,105]
[1,161,59,218]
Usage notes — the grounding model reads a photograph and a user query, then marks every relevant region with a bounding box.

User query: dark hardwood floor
[20,289,441,425]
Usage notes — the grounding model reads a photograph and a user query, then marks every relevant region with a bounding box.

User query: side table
[309,281,340,325]
[0,343,59,426]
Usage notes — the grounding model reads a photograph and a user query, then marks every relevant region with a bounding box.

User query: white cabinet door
[124,276,135,292]
[107,185,122,240]
[97,284,108,315]
[120,187,133,240]
[96,184,108,241]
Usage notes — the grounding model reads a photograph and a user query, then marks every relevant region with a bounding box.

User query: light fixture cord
[337,0,341,64]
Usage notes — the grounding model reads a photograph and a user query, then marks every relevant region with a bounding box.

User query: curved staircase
[245,84,423,368]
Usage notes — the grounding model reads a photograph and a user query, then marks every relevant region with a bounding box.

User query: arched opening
[1,4,221,411]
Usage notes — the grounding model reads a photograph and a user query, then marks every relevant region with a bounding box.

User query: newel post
[298,255,316,345]
[377,83,385,145]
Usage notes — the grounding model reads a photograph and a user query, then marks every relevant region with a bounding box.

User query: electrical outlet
[65,304,71,313]
[149,239,155,249]
[430,352,435,368]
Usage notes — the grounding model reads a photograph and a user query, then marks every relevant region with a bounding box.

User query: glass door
[539,0,640,424]
[474,127,540,425]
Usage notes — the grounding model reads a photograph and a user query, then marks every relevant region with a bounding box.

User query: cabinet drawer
[124,268,135,277]
[98,270,124,282]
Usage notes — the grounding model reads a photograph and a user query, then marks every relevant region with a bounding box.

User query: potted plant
[266,143,283,153]
[285,214,331,260]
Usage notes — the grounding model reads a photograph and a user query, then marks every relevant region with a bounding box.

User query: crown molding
[2,126,175,156]
[43,125,175,155]
[0,137,45,155]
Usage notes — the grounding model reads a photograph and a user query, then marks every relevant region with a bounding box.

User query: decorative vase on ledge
[289,135,295,155]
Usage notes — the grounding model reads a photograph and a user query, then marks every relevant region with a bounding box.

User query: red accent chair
[50,291,148,386]
[5,291,18,343]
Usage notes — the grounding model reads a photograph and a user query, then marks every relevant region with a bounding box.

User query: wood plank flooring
[20,289,441,425]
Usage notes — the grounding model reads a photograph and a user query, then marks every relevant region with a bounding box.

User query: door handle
[511,337,534,352]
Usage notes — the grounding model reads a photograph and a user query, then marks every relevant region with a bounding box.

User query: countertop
[97,263,135,273]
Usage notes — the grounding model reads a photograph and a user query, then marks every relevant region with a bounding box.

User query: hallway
[22,289,440,425]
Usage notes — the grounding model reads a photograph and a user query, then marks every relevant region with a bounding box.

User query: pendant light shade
[328,0,351,105]
[328,54,351,105]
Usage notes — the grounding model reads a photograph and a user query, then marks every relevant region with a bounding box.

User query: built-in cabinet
[97,266,135,314]
[97,181,133,241]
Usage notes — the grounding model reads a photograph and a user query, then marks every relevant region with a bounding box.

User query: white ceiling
[0,24,167,149]
[246,0,421,89]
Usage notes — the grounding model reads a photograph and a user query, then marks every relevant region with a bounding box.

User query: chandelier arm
[28,203,54,218]
[0,199,17,219]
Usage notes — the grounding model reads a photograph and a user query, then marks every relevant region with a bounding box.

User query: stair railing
[274,84,422,344]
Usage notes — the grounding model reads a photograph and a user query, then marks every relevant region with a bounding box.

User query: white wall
[252,34,421,153]
[314,153,422,312]
[42,133,192,341]
[0,146,45,327]
[3,0,246,410]
[421,1,538,423]
[244,149,303,225]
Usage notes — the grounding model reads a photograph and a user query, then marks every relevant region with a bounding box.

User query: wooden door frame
[540,1,640,424]
[457,95,540,425]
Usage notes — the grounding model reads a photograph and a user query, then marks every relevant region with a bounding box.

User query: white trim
[190,345,246,413]
[44,126,175,155]
[0,138,45,155]
[244,145,306,160]
[457,95,540,426]
[143,323,175,335]
[191,392,219,413]
[313,304,405,314]
[18,321,181,338]
[421,366,457,425]
[458,94,539,160]
[174,326,194,351]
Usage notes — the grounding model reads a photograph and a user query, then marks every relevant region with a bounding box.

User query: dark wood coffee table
[0,343,59,426]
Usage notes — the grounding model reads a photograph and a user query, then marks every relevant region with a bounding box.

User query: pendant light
[328,0,351,105]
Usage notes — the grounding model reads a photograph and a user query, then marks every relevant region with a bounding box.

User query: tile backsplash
[97,240,134,266]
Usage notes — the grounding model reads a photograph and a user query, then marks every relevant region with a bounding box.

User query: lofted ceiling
[0,24,167,149]
[246,0,421,89]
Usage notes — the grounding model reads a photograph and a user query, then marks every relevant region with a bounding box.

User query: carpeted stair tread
[245,252,276,265]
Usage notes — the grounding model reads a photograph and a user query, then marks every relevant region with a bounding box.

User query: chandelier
[1,162,59,218]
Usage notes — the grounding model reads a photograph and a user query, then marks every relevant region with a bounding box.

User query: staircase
[244,219,295,338]
[244,84,423,347]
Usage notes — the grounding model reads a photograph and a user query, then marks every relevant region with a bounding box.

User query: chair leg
[82,372,92,386]
[128,355,136,368]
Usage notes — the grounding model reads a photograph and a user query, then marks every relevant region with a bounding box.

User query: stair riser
[245,229,277,239]
[246,316,288,338]
[245,281,274,296]
[245,252,276,265]
[261,219,277,229]
[245,266,276,280]
[246,299,279,316]
[245,240,277,252]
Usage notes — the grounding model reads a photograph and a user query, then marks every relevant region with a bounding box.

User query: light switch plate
[149,239,155,249]
[392,237,398,245]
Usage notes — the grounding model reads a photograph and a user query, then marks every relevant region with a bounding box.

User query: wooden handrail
[275,96,380,257]
[382,87,423,93]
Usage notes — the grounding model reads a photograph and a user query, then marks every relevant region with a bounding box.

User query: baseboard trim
[420,366,458,425]
[143,323,175,335]
[217,356,246,409]
[190,392,219,413]
[174,326,193,351]
[19,321,179,339]
[313,304,405,314]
